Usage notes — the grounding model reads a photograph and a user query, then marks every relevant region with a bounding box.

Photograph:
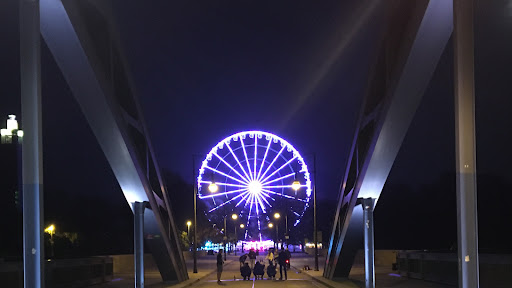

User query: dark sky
[1,0,512,253]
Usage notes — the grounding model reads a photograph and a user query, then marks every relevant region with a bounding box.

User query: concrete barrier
[0,256,113,288]
[353,249,398,268]
[397,251,512,287]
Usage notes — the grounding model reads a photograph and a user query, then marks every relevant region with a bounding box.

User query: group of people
[239,248,291,281]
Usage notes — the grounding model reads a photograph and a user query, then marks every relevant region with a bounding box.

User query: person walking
[278,248,289,280]
[248,248,256,270]
[217,249,224,284]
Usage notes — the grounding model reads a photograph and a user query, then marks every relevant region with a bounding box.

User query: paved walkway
[91,252,452,288]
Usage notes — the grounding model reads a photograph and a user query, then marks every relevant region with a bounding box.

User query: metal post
[234,225,237,256]
[454,0,479,287]
[133,202,145,288]
[361,198,375,288]
[20,0,43,287]
[276,223,279,249]
[285,214,288,248]
[224,216,227,261]
[192,157,198,273]
[313,153,319,271]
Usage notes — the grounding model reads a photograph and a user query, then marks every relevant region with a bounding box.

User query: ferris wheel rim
[196,130,312,241]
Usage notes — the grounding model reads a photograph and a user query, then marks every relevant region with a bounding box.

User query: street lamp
[192,156,199,273]
[240,223,245,252]
[293,153,318,270]
[186,221,192,244]
[231,214,238,255]
[208,182,218,193]
[274,212,281,249]
[1,115,23,144]
[44,224,55,258]
[223,216,227,261]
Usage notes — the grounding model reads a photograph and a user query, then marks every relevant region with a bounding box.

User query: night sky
[1,0,512,256]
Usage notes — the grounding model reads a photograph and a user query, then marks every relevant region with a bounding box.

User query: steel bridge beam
[324,0,453,279]
[40,0,188,282]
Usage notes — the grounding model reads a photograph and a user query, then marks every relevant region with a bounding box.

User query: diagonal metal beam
[325,0,453,279]
[40,0,188,282]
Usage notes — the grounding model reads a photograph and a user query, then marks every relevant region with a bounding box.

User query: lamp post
[44,224,55,258]
[186,221,192,248]
[268,222,275,249]
[312,153,319,271]
[294,153,318,270]
[274,212,281,249]
[223,216,227,261]
[231,214,238,255]
[240,224,245,253]
[192,156,198,273]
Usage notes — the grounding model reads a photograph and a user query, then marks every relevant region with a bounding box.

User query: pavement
[91,252,452,288]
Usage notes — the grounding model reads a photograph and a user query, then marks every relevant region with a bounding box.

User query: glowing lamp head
[45,225,55,235]
[208,182,218,193]
[274,212,280,219]
[292,179,301,191]
[186,221,192,227]
[248,181,262,195]
[231,214,238,220]
[240,224,245,229]
[268,223,274,228]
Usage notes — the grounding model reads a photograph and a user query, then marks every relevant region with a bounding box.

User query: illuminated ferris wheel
[197,131,312,241]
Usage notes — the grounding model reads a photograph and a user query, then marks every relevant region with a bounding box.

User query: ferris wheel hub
[248,181,262,195]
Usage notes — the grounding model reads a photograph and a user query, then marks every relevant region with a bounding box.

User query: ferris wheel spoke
[254,194,260,215]
[199,180,247,189]
[226,142,252,182]
[254,193,269,212]
[260,155,298,184]
[244,193,253,209]
[262,184,308,189]
[198,187,247,199]
[256,138,272,180]
[235,191,252,207]
[239,137,254,180]
[204,166,247,185]
[208,191,249,213]
[212,151,250,183]
[254,136,258,180]
[260,172,295,186]
[258,145,286,182]
[262,188,308,202]
[259,190,276,202]
[257,192,273,207]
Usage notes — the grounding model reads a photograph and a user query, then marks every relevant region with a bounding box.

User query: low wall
[110,251,207,274]
[304,248,327,257]
[0,256,113,288]
[353,250,398,268]
[397,251,512,287]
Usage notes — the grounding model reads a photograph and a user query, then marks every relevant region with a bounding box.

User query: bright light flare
[208,182,218,193]
[292,180,301,191]
[44,225,55,235]
[248,181,262,195]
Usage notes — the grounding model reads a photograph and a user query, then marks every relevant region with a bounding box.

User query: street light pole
[313,153,319,271]
[224,216,227,261]
[276,223,279,249]
[192,157,198,273]
[234,224,237,256]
